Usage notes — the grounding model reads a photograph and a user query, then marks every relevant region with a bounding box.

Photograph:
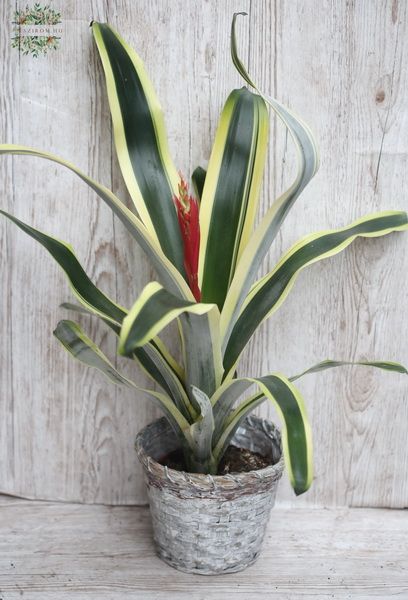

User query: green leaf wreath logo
[11,3,62,57]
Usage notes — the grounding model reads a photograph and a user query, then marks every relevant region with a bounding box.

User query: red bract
[174,176,201,301]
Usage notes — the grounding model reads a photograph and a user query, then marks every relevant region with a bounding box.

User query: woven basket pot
[135,414,284,575]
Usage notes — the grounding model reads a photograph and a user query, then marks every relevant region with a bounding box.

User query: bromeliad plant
[1,14,407,495]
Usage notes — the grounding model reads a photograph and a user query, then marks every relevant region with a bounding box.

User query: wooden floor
[0,496,407,599]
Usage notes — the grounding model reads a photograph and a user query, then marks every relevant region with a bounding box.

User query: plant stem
[183,451,218,475]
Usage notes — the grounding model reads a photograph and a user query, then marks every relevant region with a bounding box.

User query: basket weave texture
[135,414,284,575]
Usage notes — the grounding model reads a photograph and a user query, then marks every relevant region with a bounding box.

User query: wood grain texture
[0,496,407,599]
[243,0,408,509]
[0,0,157,505]
[0,0,407,506]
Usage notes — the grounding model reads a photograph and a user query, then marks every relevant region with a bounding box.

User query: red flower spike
[174,175,201,301]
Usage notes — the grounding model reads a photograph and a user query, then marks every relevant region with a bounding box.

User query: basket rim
[135,415,285,494]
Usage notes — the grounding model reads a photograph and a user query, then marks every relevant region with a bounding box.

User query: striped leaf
[61,301,192,419]
[290,359,408,381]
[198,87,269,309]
[61,301,121,335]
[118,282,224,398]
[220,13,319,347]
[54,320,132,386]
[0,209,126,325]
[211,378,252,440]
[1,210,192,418]
[212,373,313,496]
[214,390,265,449]
[223,211,408,376]
[92,23,185,274]
[61,299,184,377]
[188,386,217,473]
[149,336,184,381]
[118,281,215,351]
[0,145,192,300]
[179,309,223,401]
[54,320,192,446]
[136,342,193,421]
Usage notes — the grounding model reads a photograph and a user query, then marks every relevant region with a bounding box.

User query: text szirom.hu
[13,25,63,37]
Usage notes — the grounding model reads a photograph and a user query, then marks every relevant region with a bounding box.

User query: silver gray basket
[135,414,284,575]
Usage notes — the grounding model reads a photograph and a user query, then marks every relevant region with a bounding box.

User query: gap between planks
[0,495,407,599]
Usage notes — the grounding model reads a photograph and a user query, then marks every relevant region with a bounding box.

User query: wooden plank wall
[0,0,407,507]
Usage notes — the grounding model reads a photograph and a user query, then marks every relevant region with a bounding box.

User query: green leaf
[119,282,215,351]
[187,386,216,473]
[180,308,224,402]
[92,22,185,275]
[150,335,184,380]
[0,145,192,301]
[223,211,408,376]
[118,282,224,399]
[61,301,193,419]
[54,320,192,446]
[54,319,131,386]
[4,197,191,419]
[62,301,185,378]
[213,373,313,496]
[198,87,269,309]
[0,209,126,325]
[290,359,408,381]
[135,341,194,421]
[61,301,121,335]
[213,390,265,449]
[221,12,319,347]
[191,166,206,201]
[211,378,252,440]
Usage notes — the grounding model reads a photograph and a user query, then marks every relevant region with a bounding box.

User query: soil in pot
[160,444,273,475]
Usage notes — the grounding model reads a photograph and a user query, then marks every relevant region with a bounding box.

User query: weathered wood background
[0,0,407,507]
